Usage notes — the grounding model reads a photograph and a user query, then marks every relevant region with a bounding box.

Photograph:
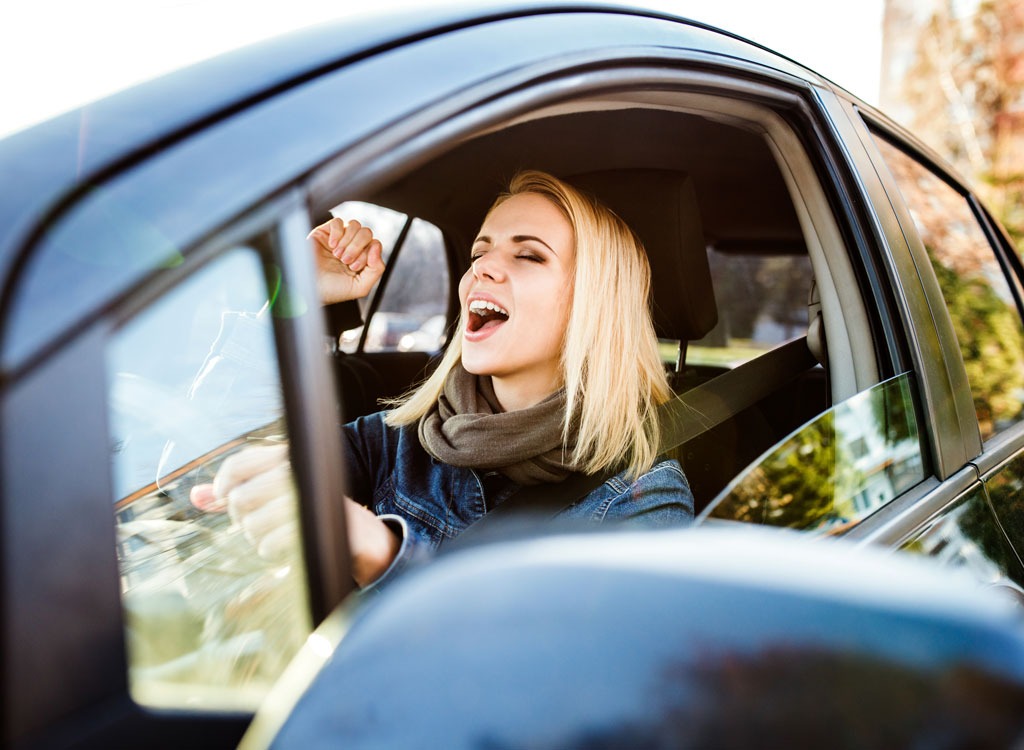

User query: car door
[697,91,1024,601]
[1,190,352,745]
[858,114,1024,593]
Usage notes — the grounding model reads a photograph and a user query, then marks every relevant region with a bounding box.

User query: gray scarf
[417,365,579,485]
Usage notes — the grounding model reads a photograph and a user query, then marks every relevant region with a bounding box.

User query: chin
[459,351,492,376]
[460,339,500,375]
[461,360,501,378]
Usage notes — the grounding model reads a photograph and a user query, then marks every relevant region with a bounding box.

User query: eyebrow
[472,234,557,254]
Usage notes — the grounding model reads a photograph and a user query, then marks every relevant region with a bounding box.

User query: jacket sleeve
[600,459,695,526]
[360,514,433,593]
[341,413,430,591]
[341,412,390,507]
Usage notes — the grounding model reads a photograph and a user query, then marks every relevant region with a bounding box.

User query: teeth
[469,299,509,317]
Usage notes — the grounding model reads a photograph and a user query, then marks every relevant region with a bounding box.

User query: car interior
[316,89,880,513]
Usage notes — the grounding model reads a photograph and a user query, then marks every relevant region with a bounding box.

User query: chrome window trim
[973,420,1024,481]
[844,467,980,547]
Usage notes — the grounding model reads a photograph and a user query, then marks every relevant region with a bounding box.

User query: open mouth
[467,299,510,333]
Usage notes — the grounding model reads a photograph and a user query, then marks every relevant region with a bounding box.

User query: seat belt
[463,336,819,531]
[657,336,818,451]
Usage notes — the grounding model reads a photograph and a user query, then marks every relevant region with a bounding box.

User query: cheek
[457,272,472,308]
[533,288,573,347]
[553,278,574,330]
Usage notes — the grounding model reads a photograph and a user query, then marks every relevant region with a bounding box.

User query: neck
[491,374,560,412]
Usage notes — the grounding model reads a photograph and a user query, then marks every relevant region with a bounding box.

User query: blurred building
[880,0,940,126]
[880,0,1024,242]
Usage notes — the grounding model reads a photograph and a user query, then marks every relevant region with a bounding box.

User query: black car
[5,2,1024,747]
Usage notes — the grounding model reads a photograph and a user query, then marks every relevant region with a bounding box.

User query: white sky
[0,0,885,140]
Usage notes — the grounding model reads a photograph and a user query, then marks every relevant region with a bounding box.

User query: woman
[201,170,693,588]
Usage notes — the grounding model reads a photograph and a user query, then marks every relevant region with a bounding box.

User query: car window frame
[307,68,896,400]
[868,122,1024,442]
[106,240,317,712]
[847,107,984,474]
[103,192,352,606]
[303,60,955,528]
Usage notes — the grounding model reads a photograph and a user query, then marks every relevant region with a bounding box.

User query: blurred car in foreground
[245,527,1024,749]
[5,1,1024,747]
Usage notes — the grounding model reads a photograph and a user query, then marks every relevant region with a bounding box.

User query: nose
[471,252,506,282]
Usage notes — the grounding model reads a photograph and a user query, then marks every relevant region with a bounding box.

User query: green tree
[931,258,1024,436]
[709,412,860,530]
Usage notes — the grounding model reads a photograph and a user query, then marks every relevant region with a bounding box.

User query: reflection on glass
[984,453,1024,573]
[900,487,1024,591]
[701,374,926,533]
[873,135,1024,440]
[107,248,311,711]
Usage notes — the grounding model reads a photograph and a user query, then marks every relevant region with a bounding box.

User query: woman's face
[458,192,575,408]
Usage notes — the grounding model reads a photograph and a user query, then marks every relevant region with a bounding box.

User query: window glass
[107,247,311,711]
[982,452,1024,574]
[690,249,813,367]
[330,201,407,327]
[699,374,926,533]
[331,202,449,354]
[900,486,1024,593]
[371,218,449,353]
[873,135,1024,440]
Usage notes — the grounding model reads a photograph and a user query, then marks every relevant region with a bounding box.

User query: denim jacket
[343,411,694,588]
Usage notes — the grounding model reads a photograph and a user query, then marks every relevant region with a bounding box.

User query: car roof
[0,1,823,287]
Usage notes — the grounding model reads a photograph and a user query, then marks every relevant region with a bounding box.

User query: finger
[308,218,342,250]
[366,240,384,272]
[306,223,329,244]
[339,226,375,264]
[327,218,355,250]
[190,483,226,513]
[348,254,367,273]
[225,461,293,526]
[240,493,293,547]
[332,220,365,256]
[354,241,385,281]
[214,443,289,504]
[256,521,300,561]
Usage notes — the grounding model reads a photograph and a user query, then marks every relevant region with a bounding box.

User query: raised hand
[307,217,386,305]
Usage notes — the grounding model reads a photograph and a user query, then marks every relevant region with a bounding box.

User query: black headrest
[567,169,717,341]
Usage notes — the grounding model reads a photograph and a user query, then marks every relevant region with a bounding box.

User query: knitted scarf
[417,365,578,485]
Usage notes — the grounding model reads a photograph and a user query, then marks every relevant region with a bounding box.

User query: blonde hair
[385,170,671,478]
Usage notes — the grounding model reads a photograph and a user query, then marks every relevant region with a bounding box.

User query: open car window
[107,246,312,711]
[690,248,814,368]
